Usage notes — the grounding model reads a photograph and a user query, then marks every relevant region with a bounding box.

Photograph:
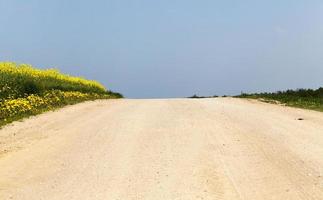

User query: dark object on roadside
[297,118,304,121]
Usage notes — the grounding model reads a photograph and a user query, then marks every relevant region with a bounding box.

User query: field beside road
[0,98,323,200]
[0,62,122,127]
[238,87,323,112]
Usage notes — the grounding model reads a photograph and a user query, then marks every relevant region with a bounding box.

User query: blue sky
[1,0,323,98]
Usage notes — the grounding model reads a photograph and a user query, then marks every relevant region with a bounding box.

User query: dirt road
[0,98,323,200]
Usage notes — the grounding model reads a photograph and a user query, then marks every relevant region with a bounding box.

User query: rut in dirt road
[0,98,323,200]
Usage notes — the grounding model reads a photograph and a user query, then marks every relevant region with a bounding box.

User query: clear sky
[1,0,323,98]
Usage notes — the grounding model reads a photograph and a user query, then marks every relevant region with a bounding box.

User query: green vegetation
[0,62,122,127]
[237,88,323,112]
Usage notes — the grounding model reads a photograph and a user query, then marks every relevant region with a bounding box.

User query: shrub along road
[0,98,323,199]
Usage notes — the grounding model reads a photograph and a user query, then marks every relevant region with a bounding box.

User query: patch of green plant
[236,88,323,112]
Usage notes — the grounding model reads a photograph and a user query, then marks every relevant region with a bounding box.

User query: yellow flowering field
[0,62,122,126]
[0,62,107,100]
[0,90,110,123]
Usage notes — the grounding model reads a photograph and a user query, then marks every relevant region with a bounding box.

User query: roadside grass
[0,62,122,127]
[236,88,323,112]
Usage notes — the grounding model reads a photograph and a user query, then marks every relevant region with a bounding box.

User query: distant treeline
[188,94,219,99]
[237,87,323,111]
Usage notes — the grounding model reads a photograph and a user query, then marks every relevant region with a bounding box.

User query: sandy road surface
[0,98,323,200]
